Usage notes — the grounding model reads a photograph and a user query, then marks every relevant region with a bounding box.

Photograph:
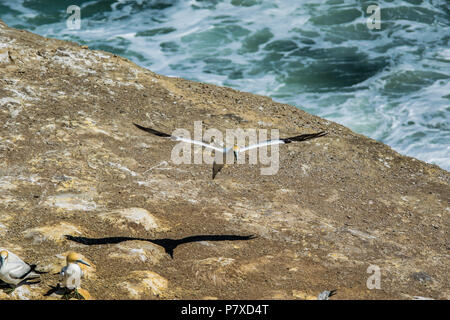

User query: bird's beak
[76,259,90,267]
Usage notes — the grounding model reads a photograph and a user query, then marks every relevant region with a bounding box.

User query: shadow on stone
[64,234,257,258]
[0,278,41,294]
[43,284,65,297]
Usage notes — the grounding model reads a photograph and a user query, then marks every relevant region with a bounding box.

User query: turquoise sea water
[1,0,449,170]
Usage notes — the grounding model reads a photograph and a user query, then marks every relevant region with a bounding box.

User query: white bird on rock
[0,249,45,294]
[59,252,90,299]
[133,123,327,179]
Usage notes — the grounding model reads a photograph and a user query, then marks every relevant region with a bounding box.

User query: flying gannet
[0,249,46,294]
[133,123,327,179]
[59,252,90,299]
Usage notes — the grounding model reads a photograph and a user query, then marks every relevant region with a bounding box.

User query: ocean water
[1,0,449,170]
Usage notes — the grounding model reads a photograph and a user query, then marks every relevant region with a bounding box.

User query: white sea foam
[1,0,449,170]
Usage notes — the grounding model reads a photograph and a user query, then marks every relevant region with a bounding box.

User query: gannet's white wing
[239,139,286,152]
[239,131,327,153]
[134,123,225,152]
[176,136,225,152]
[0,250,44,285]
[62,264,82,290]
[7,262,32,279]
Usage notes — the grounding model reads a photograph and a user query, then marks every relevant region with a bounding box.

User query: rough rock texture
[0,20,449,300]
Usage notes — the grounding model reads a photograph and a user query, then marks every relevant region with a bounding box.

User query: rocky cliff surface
[0,20,448,300]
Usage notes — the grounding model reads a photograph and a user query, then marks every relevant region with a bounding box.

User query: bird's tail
[20,264,48,280]
[29,264,48,274]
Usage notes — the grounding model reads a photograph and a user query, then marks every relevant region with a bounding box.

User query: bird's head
[0,250,8,268]
[232,145,239,163]
[66,252,90,267]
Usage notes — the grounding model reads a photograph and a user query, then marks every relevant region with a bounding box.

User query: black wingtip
[133,123,172,138]
[283,131,328,143]
[133,122,144,130]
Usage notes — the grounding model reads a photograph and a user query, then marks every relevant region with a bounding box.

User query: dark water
[1,0,449,169]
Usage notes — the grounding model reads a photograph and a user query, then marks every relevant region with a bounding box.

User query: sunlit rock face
[0,19,448,300]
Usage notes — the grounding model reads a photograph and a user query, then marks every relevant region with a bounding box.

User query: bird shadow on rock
[44,284,87,300]
[0,278,41,293]
[64,234,257,258]
[43,283,66,297]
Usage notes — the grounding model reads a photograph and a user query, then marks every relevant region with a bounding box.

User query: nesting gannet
[0,249,45,293]
[59,252,90,299]
[133,123,327,179]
